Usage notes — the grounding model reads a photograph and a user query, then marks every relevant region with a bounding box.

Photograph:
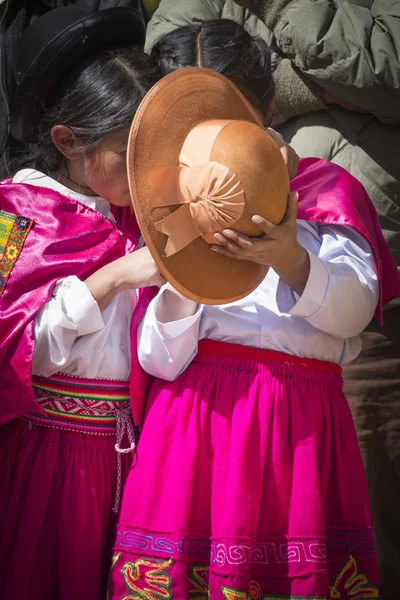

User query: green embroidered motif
[189,564,209,599]
[329,555,379,599]
[120,556,173,599]
[220,555,378,599]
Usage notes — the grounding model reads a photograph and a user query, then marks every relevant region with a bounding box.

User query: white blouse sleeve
[138,283,203,381]
[276,224,379,338]
[32,276,105,375]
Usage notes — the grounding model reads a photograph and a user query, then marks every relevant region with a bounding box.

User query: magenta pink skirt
[110,341,379,599]
[0,374,135,600]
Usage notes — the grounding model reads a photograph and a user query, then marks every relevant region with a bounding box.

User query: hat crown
[210,120,288,235]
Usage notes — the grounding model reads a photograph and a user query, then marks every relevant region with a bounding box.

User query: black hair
[21,46,161,176]
[151,19,274,115]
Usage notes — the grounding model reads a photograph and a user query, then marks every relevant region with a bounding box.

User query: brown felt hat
[127,67,289,304]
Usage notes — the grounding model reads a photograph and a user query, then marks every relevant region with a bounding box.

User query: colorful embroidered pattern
[120,556,173,599]
[0,210,33,296]
[28,374,131,435]
[32,373,130,401]
[189,564,209,599]
[110,555,378,600]
[0,210,16,256]
[115,529,376,567]
[329,555,379,599]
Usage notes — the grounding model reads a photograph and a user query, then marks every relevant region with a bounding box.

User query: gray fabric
[272,58,326,126]
[272,0,400,124]
[145,0,273,52]
[251,0,294,31]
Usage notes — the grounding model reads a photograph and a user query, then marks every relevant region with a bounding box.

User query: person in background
[145,2,400,598]
[0,7,163,599]
[0,0,148,180]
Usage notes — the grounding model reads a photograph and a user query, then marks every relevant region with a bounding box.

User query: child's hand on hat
[211,192,310,296]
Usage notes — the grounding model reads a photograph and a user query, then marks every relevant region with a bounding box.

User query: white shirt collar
[12,169,115,222]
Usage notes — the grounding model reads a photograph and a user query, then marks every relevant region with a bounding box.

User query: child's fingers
[283,192,299,223]
[213,233,243,254]
[268,192,298,227]
[210,245,248,260]
[251,215,275,235]
[221,230,253,249]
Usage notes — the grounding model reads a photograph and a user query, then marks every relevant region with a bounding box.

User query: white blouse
[13,169,136,381]
[138,219,379,381]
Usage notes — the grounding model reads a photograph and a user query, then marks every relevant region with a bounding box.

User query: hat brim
[10,8,146,143]
[127,67,270,305]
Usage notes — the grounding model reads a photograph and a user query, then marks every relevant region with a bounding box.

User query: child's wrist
[273,244,310,295]
[104,259,130,294]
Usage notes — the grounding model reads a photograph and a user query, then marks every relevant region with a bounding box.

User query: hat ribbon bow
[148,161,245,257]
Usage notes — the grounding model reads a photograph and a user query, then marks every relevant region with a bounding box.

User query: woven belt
[27,373,135,511]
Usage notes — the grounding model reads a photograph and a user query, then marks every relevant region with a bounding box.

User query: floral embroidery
[5,243,19,260]
[16,217,30,231]
[120,556,173,599]
[0,211,15,257]
[221,588,248,600]
[220,555,378,599]
[0,209,33,297]
[110,553,377,600]
[329,555,379,599]
[189,564,209,599]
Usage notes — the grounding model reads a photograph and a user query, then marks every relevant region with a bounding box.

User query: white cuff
[54,276,105,336]
[277,250,329,317]
[153,283,202,340]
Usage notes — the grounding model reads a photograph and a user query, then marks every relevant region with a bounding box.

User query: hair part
[18,46,161,177]
[152,19,275,115]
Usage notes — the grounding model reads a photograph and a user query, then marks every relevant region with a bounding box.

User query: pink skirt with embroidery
[0,374,135,600]
[110,341,379,600]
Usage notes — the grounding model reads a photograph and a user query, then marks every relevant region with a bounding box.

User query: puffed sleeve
[276,223,379,338]
[32,276,105,376]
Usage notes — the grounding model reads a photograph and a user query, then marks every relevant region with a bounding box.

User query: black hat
[10,6,146,143]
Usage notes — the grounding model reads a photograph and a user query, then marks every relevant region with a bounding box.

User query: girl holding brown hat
[108,28,400,600]
[0,7,166,600]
